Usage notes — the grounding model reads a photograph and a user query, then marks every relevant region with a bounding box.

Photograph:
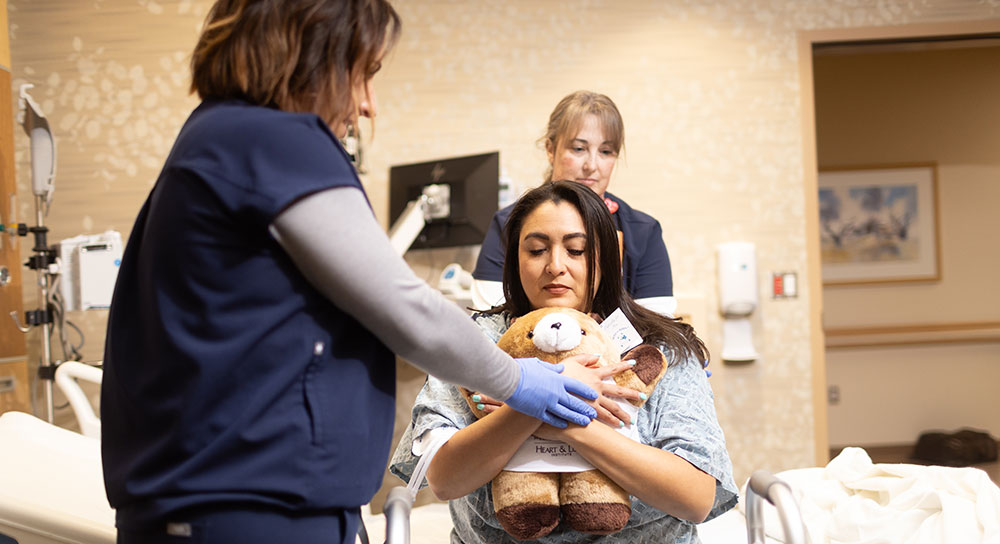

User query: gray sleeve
[270,186,519,400]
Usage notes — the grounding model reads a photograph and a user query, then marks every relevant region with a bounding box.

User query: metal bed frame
[373,461,809,544]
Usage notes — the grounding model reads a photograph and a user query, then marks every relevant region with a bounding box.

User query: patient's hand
[560,356,643,428]
[467,355,644,428]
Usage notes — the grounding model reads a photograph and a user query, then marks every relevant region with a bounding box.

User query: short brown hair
[190,0,400,127]
[540,91,625,182]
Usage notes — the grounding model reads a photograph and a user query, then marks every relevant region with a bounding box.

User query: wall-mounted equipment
[717,241,760,362]
[57,231,123,311]
[387,152,499,254]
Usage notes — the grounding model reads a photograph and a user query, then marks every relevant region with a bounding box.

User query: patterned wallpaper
[8,0,999,484]
[8,0,209,425]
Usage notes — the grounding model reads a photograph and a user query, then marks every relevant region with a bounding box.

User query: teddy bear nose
[531,312,583,353]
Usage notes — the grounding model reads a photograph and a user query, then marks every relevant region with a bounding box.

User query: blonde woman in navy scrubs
[472,91,676,316]
[100,2,601,543]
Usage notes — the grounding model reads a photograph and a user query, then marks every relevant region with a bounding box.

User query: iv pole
[8,83,58,423]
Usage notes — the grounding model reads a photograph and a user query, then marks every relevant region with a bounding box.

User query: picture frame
[818,163,940,286]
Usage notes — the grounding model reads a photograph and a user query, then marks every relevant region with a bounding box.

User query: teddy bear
[463,307,668,540]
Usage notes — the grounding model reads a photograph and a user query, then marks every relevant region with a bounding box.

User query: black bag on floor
[912,428,999,466]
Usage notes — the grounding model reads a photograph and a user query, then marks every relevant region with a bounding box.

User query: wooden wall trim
[804,19,1000,45]
[825,321,1000,349]
[0,0,8,70]
[797,27,829,467]
[0,67,26,360]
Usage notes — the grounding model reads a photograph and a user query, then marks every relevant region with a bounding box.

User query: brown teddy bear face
[497,307,620,369]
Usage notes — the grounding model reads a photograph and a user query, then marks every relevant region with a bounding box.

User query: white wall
[827,344,1000,445]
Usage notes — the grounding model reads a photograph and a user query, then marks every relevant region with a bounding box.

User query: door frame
[797,18,1000,466]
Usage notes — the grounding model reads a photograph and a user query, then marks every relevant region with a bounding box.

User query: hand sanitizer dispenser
[717,242,759,362]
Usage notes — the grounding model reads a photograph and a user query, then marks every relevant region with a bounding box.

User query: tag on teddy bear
[505,437,595,473]
[505,413,642,473]
[600,308,643,355]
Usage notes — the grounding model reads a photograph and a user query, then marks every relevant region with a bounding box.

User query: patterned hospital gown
[389,312,738,544]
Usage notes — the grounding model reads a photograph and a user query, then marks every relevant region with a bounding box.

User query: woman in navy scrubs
[472,91,676,316]
[100,2,601,543]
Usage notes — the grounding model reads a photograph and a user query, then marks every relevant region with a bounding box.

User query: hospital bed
[0,415,802,544]
[366,469,807,544]
[0,412,114,544]
[366,431,809,544]
[698,450,1000,544]
[367,439,1000,543]
[4,363,997,544]
[0,362,113,544]
[379,451,1000,544]
[0,360,804,544]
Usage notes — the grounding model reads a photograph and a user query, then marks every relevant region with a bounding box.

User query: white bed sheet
[0,411,116,544]
[702,447,1000,544]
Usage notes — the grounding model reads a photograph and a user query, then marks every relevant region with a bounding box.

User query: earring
[342,123,366,174]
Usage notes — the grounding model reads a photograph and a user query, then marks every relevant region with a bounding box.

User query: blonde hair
[539,91,625,182]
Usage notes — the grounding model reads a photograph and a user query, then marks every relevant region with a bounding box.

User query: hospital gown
[390,312,738,544]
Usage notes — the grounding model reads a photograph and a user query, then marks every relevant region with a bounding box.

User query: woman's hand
[463,389,503,414]
[558,355,645,428]
[467,355,645,428]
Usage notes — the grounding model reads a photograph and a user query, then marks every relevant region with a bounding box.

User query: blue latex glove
[504,357,598,428]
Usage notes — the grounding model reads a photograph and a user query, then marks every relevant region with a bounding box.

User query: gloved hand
[504,357,598,428]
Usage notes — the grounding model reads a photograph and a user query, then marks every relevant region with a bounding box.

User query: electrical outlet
[827,385,841,405]
[0,376,15,393]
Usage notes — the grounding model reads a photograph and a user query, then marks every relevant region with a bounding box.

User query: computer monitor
[388,151,499,250]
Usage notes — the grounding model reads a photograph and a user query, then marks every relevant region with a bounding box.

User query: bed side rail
[746,470,809,544]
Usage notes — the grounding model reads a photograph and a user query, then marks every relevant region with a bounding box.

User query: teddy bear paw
[496,503,560,541]
[561,502,631,535]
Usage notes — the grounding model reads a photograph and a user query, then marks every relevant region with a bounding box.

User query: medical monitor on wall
[388,151,499,250]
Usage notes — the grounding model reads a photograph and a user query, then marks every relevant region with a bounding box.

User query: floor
[831,442,1000,486]
[359,502,453,544]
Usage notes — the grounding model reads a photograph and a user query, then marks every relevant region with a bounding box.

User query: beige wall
[815,45,1000,446]
[8,1,1000,484]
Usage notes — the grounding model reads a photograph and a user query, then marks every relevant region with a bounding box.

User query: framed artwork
[818,163,940,286]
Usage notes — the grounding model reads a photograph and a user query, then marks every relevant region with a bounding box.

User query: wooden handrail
[825,321,1000,349]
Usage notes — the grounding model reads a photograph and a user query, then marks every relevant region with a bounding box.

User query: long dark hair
[495,181,708,366]
[190,0,400,128]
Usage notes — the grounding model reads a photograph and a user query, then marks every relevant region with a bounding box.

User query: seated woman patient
[391,181,737,543]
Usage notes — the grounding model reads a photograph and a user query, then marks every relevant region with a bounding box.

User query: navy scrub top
[472,191,673,299]
[101,99,395,527]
